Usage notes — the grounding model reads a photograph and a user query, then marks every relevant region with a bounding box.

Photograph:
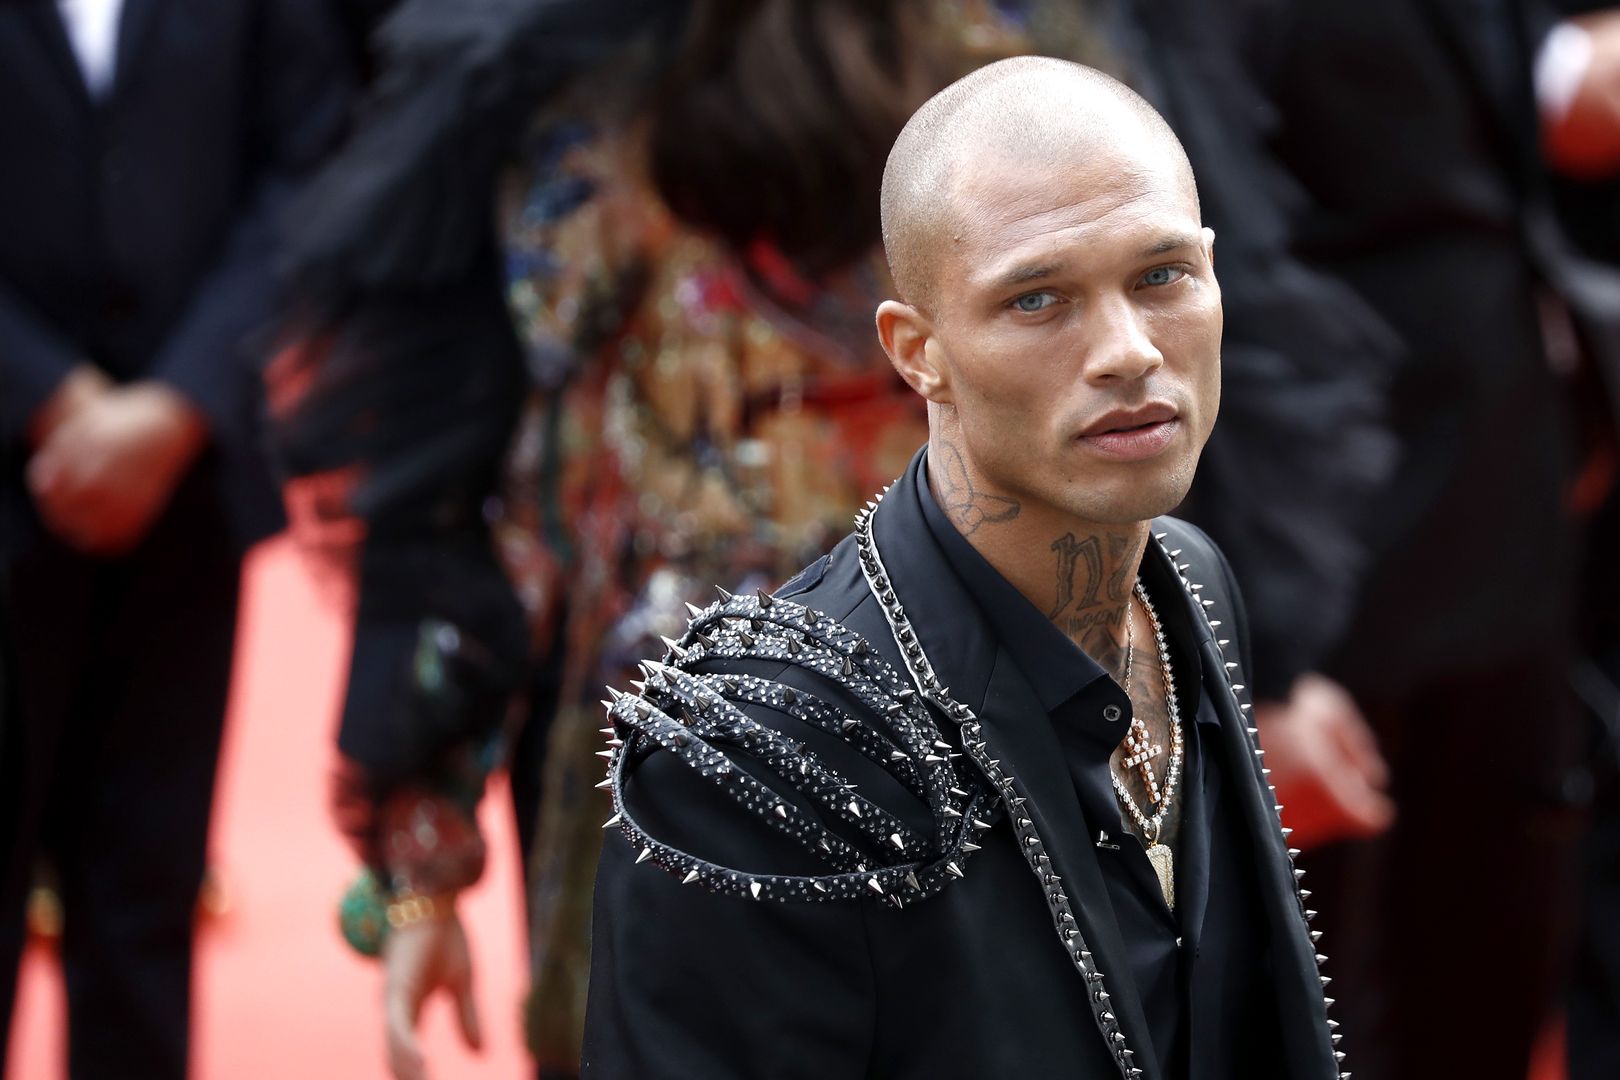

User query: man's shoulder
[597,570,1000,908]
[775,532,862,602]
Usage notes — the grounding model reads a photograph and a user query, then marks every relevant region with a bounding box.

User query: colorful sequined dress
[494,118,928,1067]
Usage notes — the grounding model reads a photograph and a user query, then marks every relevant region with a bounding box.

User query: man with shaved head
[582,58,1343,1079]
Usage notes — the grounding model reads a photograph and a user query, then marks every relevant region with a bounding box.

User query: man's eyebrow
[1139,233,1202,258]
[985,233,1203,292]
[990,261,1066,291]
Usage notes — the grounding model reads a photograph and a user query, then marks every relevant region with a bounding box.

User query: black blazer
[0,0,351,543]
[1251,0,1599,693]
[583,460,1339,1079]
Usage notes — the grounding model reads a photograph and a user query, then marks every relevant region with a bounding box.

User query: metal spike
[946,861,964,878]
[636,847,653,864]
[594,778,614,790]
[716,586,733,601]
[813,881,828,893]
[750,881,762,899]
[683,869,700,885]
[756,588,773,608]
[889,833,905,850]
[602,813,622,828]
[595,750,615,760]
[774,804,788,819]
[867,876,884,894]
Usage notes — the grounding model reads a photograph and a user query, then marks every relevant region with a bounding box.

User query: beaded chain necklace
[1113,582,1184,910]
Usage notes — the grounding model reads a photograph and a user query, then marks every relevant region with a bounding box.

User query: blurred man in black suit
[0,1,349,1076]
[1249,2,1620,1076]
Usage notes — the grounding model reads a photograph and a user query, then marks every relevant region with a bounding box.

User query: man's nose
[1082,297,1164,383]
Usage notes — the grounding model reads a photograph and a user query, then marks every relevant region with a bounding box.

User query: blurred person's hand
[26,380,207,555]
[1544,13,1620,177]
[1255,673,1396,850]
[27,363,113,448]
[384,905,482,1080]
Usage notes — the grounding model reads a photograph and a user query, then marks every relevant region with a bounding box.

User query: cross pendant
[1122,717,1163,801]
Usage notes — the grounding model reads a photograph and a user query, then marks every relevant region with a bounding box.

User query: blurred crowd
[3,0,1620,1078]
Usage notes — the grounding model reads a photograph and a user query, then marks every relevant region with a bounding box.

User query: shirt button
[1102,704,1122,722]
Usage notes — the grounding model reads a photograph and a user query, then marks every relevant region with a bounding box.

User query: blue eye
[1141,266,1186,287]
[1013,291,1057,313]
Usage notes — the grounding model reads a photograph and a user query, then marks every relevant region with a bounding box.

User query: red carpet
[7,535,531,1079]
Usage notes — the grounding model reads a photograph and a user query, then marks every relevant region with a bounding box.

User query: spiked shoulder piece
[599,588,1001,907]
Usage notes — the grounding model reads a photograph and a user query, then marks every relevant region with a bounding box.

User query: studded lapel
[869,459,1162,1078]
[1154,519,1343,1078]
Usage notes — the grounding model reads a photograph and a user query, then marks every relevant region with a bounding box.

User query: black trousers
[0,468,241,1079]
[1303,659,1585,1080]
[1567,647,1620,1080]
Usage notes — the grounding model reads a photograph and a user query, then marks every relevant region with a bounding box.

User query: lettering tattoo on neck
[934,442,1020,536]
[1048,532,1136,680]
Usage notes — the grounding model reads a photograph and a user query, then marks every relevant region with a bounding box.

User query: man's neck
[927,437,1149,677]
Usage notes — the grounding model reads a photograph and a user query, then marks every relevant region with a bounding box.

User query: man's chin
[1050,458,1196,526]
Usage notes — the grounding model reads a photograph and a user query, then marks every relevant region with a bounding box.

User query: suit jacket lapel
[1419,0,1535,150]
[19,2,94,110]
[113,0,161,98]
[871,454,1162,1077]
[1155,524,1337,1076]
[1200,636,1338,1074]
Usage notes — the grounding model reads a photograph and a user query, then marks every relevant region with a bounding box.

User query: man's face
[918,140,1221,527]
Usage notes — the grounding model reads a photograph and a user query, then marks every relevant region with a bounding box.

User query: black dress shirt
[916,472,1282,1077]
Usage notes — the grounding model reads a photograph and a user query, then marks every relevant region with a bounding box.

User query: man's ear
[877,300,952,403]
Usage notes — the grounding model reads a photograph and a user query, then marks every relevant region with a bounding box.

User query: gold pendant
[1146,843,1176,911]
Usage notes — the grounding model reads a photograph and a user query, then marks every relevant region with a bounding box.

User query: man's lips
[1077,403,1179,438]
[1075,404,1181,461]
